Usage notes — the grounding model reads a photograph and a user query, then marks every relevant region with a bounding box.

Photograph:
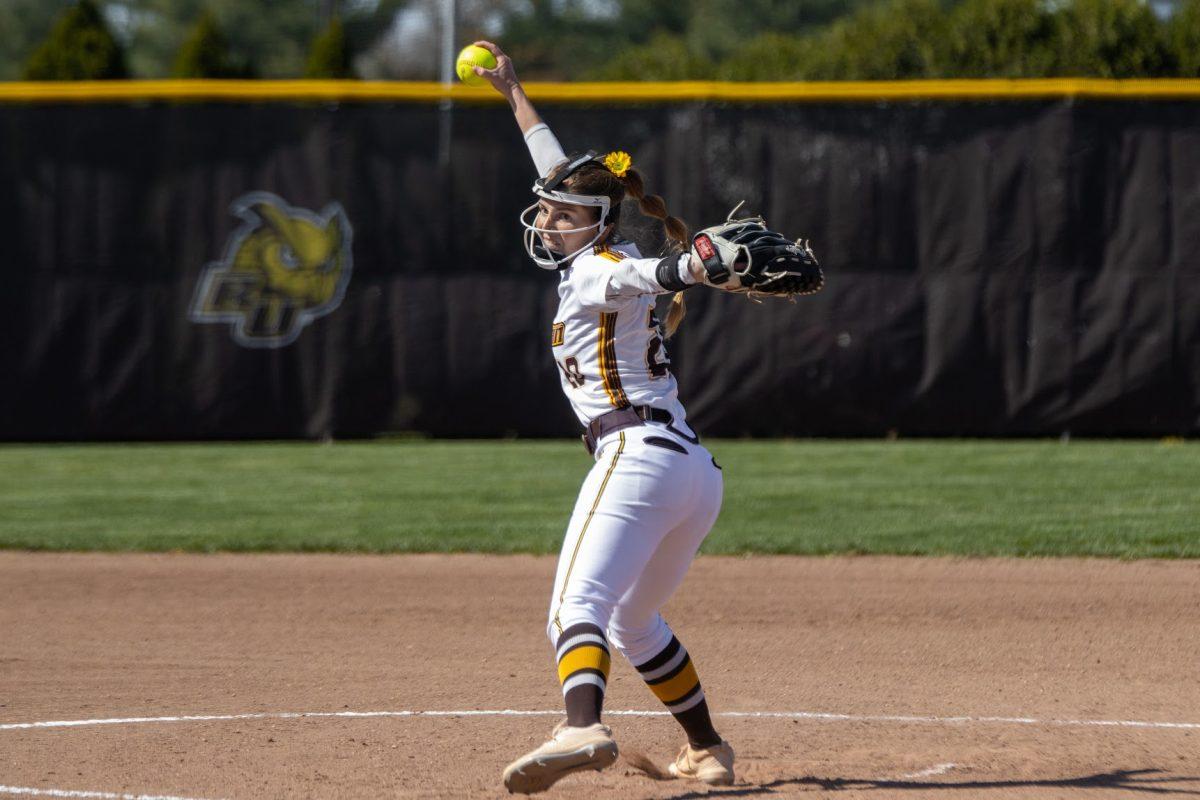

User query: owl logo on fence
[190,192,353,348]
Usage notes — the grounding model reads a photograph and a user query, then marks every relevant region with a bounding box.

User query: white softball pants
[546,424,724,667]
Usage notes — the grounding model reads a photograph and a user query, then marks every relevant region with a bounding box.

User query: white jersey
[550,241,695,436]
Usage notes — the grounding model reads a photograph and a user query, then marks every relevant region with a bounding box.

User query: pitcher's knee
[608,613,672,665]
[548,598,614,648]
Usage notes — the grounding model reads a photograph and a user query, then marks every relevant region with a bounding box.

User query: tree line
[2,0,396,80]
[605,0,1200,80]
[4,0,1199,81]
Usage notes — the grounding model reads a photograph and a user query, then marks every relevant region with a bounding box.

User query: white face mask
[520,186,612,270]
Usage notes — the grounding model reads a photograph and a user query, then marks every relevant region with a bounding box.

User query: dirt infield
[1,553,1198,799]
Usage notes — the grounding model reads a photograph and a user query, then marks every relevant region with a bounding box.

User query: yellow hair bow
[603,151,632,178]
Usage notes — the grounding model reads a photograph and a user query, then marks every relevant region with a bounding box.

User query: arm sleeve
[573,253,697,309]
[524,123,568,179]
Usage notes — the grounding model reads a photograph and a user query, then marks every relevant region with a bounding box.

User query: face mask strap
[538,151,602,193]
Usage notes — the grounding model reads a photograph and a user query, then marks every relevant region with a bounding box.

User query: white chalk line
[0,786,223,800]
[896,762,959,780]
[1,709,1198,732]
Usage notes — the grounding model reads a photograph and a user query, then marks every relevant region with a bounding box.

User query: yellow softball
[456,45,497,86]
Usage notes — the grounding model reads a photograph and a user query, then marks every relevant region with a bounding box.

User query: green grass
[0,440,1196,557]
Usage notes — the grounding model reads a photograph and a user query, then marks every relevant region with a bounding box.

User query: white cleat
[668,740,735,786]
[502,722,619,794]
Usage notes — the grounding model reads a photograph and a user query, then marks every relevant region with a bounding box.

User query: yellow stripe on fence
[2,78,1200,104]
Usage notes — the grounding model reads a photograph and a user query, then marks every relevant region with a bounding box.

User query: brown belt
[582,405,675,455]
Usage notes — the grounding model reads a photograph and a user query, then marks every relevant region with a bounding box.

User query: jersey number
[645,308,670,379]
[558,356,586,389]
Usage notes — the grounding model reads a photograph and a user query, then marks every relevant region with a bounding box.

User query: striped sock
[634,635,720,748]
[556,622,611,727]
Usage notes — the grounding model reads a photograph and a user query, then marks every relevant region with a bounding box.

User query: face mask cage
[520,186,612,271]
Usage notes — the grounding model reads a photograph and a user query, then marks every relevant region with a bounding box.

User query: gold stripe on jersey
[598,313,615,406]
[598,312,629,408]
[596,246,625,263]
[551,321,565,347]
[552,433,627,635]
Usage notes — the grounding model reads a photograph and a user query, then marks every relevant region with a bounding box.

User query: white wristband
[523,123,568,179]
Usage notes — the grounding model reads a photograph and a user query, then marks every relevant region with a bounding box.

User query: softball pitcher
[470,41,822,795]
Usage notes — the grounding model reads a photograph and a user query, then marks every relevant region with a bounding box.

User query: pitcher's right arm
[471,41,567,179]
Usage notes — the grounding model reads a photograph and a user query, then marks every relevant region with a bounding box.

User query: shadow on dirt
[656,768,1200,798]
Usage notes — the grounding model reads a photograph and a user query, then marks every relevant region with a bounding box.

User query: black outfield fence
[2,81,1198,440]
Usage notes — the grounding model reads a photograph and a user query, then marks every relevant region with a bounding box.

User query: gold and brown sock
[556,622,611,727]
[634,635,720,748]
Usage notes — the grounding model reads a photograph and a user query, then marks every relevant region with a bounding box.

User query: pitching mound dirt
[1,553,1197,798]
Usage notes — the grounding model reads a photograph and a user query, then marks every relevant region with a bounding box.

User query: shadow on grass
[656,768,1200,798]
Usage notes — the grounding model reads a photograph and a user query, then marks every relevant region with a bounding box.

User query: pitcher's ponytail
[620,169,689,337]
